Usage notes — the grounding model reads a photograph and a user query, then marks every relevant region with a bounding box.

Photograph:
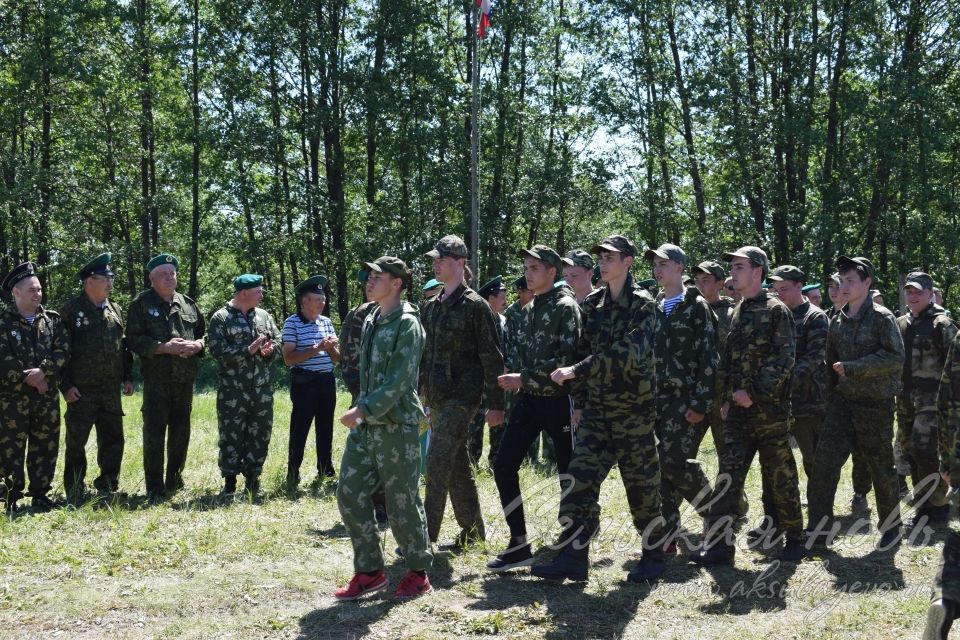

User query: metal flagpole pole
[470,2,481,284]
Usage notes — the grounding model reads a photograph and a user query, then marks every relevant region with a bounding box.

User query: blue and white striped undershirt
[281,313,336,372]
[661,292,684,317]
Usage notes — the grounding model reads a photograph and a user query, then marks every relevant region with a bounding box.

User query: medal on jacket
[10,330,19,342]
[149,308,160,317]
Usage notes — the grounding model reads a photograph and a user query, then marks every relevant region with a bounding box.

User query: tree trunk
[188,0,202,300]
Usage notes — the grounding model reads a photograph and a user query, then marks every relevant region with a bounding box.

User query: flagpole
[470,1,481,284]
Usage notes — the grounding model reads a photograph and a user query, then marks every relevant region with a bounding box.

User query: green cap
[423,278,443,292]
[363,256,412,286]
[78,253,114,280]
[425,235,469,260]
[513,275,528,290]
[836,255,875,279]
[643,243,686,265]
[296,274,328,296]
[234,273,264,291]
[802,283,822,293]
[590,235,636,257]
[2,261,38,292]
[904,271,934,291]
[692,261,726,280]
[356,269,369,284]
[723,246,769,273]
[561,249,595,269]
[478,275,506,299]
[768,265,806,283]
[519,245,563,272]
[146,253,179,272]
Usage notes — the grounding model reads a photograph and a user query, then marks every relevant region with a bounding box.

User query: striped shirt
[281,313,336,372]
[661,292,684,318]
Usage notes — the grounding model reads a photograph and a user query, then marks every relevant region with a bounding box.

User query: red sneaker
[394,571,432,599]
[333,570,388,601]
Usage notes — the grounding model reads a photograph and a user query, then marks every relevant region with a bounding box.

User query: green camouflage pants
[424,400,485,542]
[217,384,274,479]
[64,386,125,494]
[708,417,803,539]
[706,410,749,518]
[337,422,433,573]
[655,394,712,532]
[558,408,664,546]
[898,404,948,507]
[807,397,901,533]
[852,448,874,495]
[932,530,960,603]
[0,390,60,502]
[142,380,194,495]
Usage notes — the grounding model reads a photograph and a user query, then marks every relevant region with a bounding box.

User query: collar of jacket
[596,273,637,310]
[841,297,876,322]
[656,285,701,306]
[533,284,564,308]
[438,282,468,306]
[374,301,416,325]
[147,288,182,308]
[742,289,772,307]
[3,303,48,321]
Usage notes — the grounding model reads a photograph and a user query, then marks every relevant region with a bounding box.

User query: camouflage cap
[478,275,506,298]
[234,273,265,292]
[296,274,328,295]
[561,249,595,269]
[904,271,934,291]
[363,256,413,286]
[691,260,726,280]
[146,253,179,272]
[768,265,806,283]
[2,261,39,292]
[519,245,563,272]
[425,234,469,260]
[828,272,841,285]
[590,235,637,257]
[836,255,875,279]
[78,253,114,281]
[422,278,443,292]
[643,243,686,265]
[802,283,822,293]
[723,246,769,272]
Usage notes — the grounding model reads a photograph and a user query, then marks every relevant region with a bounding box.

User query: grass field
[0,390,944,639]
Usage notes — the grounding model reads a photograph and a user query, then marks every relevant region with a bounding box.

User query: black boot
[244,474,260,498]
[627,547,666,583]
[220,475,237,496]
[530,538,589,582]
[923,598,957,640]
[779,537,809,562]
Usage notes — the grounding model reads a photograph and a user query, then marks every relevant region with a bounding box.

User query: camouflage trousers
[64,386,125,495]
[0,390,60,502]
[142,380,194,495]
[655,394,712,533]
[558,408,665,547]
[707,417,803,540]
[217,384,274,479]
[807,397,901,534]
[851,448,874,495]
[931,529,960,603]
[705,410,749,518]
[338,422,433,573]
[898,404,948,508]
[423,400,485,543]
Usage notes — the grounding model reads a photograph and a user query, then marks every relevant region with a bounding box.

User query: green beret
[78,253,114,280]
[423,278,443,292]
[296,274,328,296]
[802,283,822,293]
[146,253,179,272]
[356,269,369,284]
[234,273,264,291]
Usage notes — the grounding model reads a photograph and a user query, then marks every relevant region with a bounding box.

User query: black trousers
[493,393,574,538]
[288,370,337,478]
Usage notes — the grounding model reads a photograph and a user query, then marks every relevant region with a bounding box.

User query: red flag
[477,0,492,38]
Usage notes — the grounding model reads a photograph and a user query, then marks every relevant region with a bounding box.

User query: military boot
[530,538,589,582]
[244,474,261,499]
[690,529,736,567]
[220,475,237,496]
[627,547,666,583]
[922,599,957,640]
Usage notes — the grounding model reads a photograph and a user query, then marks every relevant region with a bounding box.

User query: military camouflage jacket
[59,294,132,391]
[710,297,735,353]
[420,283,505,410]
[503,301,522,371]
[654,286,718,414]
[789,300,829,417]
[509,285,582,396]
[126,288,206,384]
[208,303,281,390]
[898,302,957,413]
[0,304,69,398]
[826,299,904,401]
[570,274,657,414]
[358,301,426,426]
[339,301,377,396]
[937,333,960,475]
[717,290,795,422]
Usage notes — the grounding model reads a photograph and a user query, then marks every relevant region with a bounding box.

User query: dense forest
[1,0,958,321]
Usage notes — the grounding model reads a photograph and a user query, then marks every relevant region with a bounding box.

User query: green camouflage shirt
[789,300,829,417]
[207,303,281,390]
[655,286,718,414]
[0,304,69,396]
[503,300,522,372]
[59,294,132,390]
[709,298,735,353]
[126,288,206,383]
[570,274,657,415]
[339,301,377,396]
[420,283,505,410]
[898,302,957,413]
[826,299,904,401]
[937,332,960,475]
[358,301,426,426]
[717,290,795,422]
[510,285,582,395]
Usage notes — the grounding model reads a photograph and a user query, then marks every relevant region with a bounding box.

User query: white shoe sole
[334,578,389,601]
[486,556,536,573]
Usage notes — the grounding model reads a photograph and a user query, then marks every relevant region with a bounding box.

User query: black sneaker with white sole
[486,542,534,572]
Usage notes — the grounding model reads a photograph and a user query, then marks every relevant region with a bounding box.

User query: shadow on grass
[812,548,905,592]
[694,557,799,615]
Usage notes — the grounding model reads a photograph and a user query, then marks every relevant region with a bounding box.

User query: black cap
[836,255,875,279]
[478,275,506,299]
[904,271,934,291]
[590,235,636,257]
[768,265,806,284]
[2,261,39,292]
[363,256,413,287]
[691,261,726,280]
[513,275,528,290]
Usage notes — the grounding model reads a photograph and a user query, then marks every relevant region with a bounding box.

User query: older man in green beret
[209,274,281,497]
[126,253,205,501]
[60,253,134,501]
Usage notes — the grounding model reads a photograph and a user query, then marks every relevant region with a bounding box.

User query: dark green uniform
[60,294,132,495]
[0,304,69,504]
[807,298,904,537]
[339,301,377,401]
[208,303,280,482]
[127,289,205,496]
[930,332,960,605]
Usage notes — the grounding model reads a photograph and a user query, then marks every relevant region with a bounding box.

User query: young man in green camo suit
[531,234,669,584]
[335,256,433,601]
[207,274,281,497]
